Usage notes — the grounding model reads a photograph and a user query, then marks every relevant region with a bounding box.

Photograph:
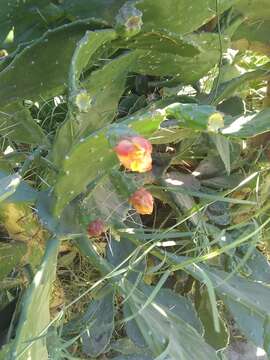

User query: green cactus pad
[10,237,60,360]
[53,107,165,215]
[0,241,27,282]
[0,102,48,145]
[0,20,97,108]
[52,52,137,166]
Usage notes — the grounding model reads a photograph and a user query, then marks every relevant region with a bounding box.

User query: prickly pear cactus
[0,0,270,359]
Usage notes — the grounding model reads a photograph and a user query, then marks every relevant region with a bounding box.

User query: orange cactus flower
[129,188,154,215]
[87,219,106,237]
[114,136,152,173]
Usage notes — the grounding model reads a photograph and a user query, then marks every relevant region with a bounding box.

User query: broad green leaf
[124,302,146,348]
[69,29,117,95]
[0,20,96,108]
[59,0,234,35]
[0,103,48,145]
[132,33,229,83]
[0,173,21,202]
[36,191,82,236]
[238,248,270,284]
[163,172,200,225]
[53,51,137,166]
[197,289,229,350]
[59,0,126,23]
[235,0,270,20]
[116,31,200,57]
[185,263,270,357]
[232,20,270,56]
[0,241,27,281]
[0,0,60,50]
[159,102,270,140]
[194,155,227,178]
[67,28,118,139]
[81,289,115,357]
[222,108,270,138]
[107,235,146,287]
[53,106,165,215]
[0,201,45,269]
[217,96,245,117]
[165,102,220,130]
[53,128,115,216]
[9,237,60,360]
[200,174,243,190]
[135,0,235,34]
[124,285,218,360]
[81,174,131,228]
[142,286,203,335]
[209,62,270,105]
[210,134,231,174]
[77,51,137,135]
[0,344,11,360]
[110,338,152,357]
[150,249,270,357]
[4,182,37,204]
[150,127,195,145]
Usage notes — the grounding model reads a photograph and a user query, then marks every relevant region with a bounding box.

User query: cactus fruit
[87,219,107,237]
[129,188,154,215]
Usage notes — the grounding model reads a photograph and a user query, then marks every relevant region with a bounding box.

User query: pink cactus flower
[114,136,152,173]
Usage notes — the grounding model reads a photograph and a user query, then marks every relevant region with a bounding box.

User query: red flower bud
[114,136,152,173]
[129,188,154,215]
[87,219,106,237]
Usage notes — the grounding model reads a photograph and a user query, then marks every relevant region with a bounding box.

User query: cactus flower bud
[0,49,8,58]
[116,3,143,38]
[87,219,106,237]
[74,89,92,112]
[207,112,224,133]
[114,136,152,173]
[129,188,154,215]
